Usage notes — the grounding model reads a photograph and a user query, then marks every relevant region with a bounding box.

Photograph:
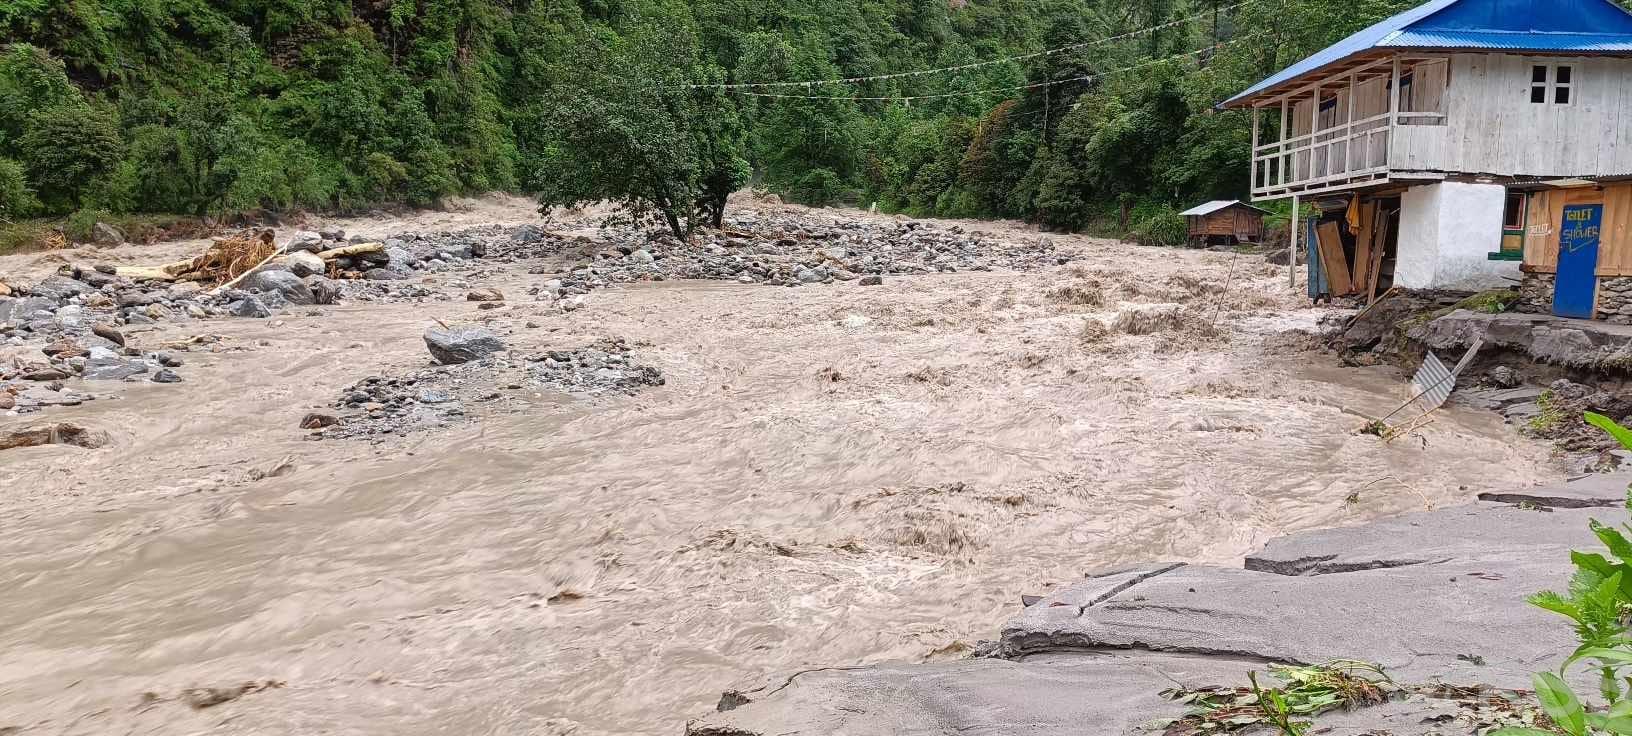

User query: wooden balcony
[1249,55,1449,201]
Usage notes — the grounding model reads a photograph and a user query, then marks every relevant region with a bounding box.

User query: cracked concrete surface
[686,477,1630,735]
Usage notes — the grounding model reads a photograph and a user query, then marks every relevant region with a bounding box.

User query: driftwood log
[315,243,384,260]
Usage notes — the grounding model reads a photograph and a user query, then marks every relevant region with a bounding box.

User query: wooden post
[1251,107,1261,191]
[1310,84,1320,180]
[1389,54,1401,128]
[1345,71,1357,174]
[1289,194,1300,289]
[1279,98,1289,187]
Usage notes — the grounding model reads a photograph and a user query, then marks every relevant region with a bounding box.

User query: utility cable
[673,0,1253,90]
[729,39,1245,101]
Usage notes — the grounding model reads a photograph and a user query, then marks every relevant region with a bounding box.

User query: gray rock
[385,245,413,268]
[423,327,505,365]
[92,222,124,245]
[228,295,274,318]
[238,269,314,305]
[318,228,345,241]
[117,290,159,308]
[417,389,456,404]
[284,250,327,278]
[150,369,182,383]
[631,249,655,264]
[304,275,340,305]
[165,282,203,301]
[859,275,884,286]
[286,231,325,253]
[29,276,92,301]
[83,355,149,381]
[0,297,58,322]
[363,268,406,281]
[794,267,822,283]
[75,269,120,288]
[1485,365,1521,388]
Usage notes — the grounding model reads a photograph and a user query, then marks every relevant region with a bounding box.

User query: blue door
[1554,203,1604,319]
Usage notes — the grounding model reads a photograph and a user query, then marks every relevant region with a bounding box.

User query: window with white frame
[1531,64,1574,105]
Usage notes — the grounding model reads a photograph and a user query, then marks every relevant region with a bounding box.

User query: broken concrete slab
[1454,385,1545,412]
[686,652,1258,736]
[1415,310,1632,369]
[1244,503,1604,575]
[1001,559,1575,689]
[1477,472,1631,508]
[695,484,1624,735]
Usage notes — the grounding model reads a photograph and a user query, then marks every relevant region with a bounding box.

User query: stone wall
[1600,276,1632,323]
[1516,271,1554,314]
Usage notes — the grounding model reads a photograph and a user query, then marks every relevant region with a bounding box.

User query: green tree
[20,104,123,213]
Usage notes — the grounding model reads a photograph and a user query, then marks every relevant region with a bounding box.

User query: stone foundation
[1600,276,1632,323]
[1516,271,1554,314]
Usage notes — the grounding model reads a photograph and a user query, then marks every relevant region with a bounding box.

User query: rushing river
[0,199,1559,735]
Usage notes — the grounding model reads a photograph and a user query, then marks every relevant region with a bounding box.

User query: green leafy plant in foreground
[1494,412,1632,735]
[1160,661,1393,735]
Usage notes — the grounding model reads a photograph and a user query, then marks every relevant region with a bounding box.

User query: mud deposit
[0,196,1561,735]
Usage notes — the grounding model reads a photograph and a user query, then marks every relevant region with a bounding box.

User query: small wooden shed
[1179,200,1269,246]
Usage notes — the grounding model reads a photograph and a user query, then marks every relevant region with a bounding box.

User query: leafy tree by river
[8,0,1612,236]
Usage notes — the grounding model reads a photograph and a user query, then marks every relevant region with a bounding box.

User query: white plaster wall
[1392,182,1518,289]
[1394,184,1442,289]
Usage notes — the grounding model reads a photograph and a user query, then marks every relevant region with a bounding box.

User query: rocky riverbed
[0,195,1565,736]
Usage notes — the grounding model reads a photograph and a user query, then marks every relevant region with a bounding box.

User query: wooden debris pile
[114,229,278,284]
[112,230,387,284]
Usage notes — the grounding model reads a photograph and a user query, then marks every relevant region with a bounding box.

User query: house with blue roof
[1222,0,1632,319]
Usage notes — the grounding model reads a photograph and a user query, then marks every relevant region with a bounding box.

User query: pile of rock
[529,338,665,395]
[3,332,182,388]
[484,209,1065,298]
[313,331,664,439]
[313,370,478,440]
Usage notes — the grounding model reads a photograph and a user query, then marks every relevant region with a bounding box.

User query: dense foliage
[5,0,1586,234]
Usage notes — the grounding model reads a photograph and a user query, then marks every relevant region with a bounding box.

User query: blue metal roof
[1219,0,1632,108]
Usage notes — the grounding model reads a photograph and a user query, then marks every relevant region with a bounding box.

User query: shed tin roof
[1178,200,1272,217]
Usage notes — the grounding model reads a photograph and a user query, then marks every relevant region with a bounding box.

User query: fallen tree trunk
[316,243,384,260]
[114,260,195,282]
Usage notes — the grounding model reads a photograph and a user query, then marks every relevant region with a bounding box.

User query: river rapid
[0,197,1559,735]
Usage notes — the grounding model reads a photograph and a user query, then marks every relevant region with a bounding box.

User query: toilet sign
[1553,203,1604,320]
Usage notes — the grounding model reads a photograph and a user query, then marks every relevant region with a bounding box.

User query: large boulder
[283,251,327,278]
[29,276,93,301]
[0,296,60,322]
[285,231,325,253]
[237,269,314,305]
[92,222,124,245]
[424,326,505,365]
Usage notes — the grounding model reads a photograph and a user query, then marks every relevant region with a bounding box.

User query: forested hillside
[0,0,1525,239]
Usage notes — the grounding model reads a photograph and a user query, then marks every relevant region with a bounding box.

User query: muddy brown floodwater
[0,197,1561,735]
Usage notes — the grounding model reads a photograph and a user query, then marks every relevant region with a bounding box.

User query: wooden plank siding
[1523,183,1632,276]
[1393,55,1632,177]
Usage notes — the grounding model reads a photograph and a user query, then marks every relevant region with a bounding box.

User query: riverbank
[693,472,1625,734]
